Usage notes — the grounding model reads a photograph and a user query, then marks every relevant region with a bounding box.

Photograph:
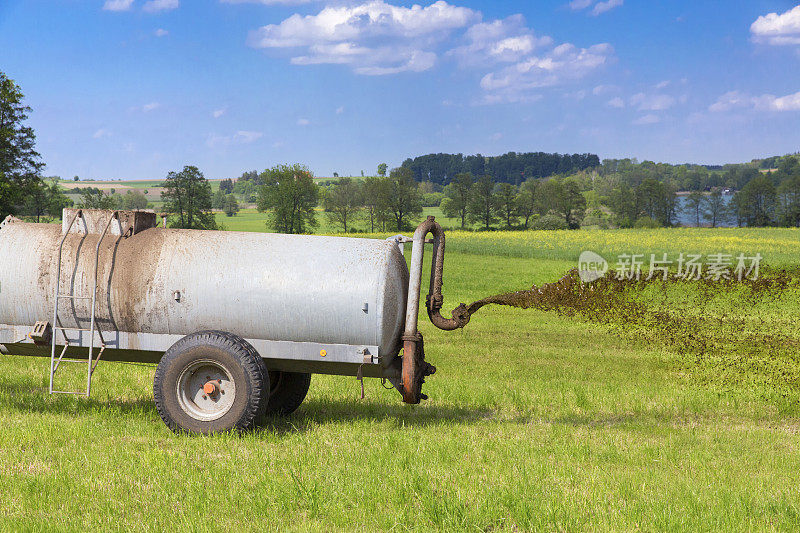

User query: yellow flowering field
[336,227,800,269]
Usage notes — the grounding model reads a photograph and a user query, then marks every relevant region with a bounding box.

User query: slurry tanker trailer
[0,209,471,434]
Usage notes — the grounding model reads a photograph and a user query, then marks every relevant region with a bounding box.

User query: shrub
[531,214,569,230]
[421,192,444,207]
[634,216,661,228]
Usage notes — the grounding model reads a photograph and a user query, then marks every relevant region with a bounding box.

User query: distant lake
[674,193,735,227]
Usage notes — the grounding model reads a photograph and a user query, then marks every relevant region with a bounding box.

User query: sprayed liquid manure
[462,268,800,396]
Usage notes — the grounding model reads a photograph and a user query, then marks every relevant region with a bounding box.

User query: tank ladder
[49,210,121,396]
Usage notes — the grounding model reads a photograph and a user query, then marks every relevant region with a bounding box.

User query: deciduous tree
[541,178,586,229]
[257,163,319,234]
[361,176,390,232]
[122,190,149,210]
[440,172,472,228]
[777,175,800,227]
[684,190,705,227]
[384,167,422,231]
[467,174,498,230]
[516,178,543,229]
[223,194,239,217]
[703,190,729,228]
[323,177,362,232]
[161,165,217,229]
[732,176,775,227]
[79,189,117,210]
[495,182,519,229]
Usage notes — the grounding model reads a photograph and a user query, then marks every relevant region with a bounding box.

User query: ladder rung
[51,390,89,396]
[55,358,91,364]
[55,327,95,332]
[56,295,92,299]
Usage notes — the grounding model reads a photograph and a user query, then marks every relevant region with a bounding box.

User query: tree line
[400,151,600,185]
[139,155,800,233]
[591,157,800,228]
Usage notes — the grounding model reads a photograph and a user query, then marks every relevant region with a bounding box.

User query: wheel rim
[176,359,236,421]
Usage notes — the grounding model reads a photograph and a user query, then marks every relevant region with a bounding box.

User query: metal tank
[0,209,471,434]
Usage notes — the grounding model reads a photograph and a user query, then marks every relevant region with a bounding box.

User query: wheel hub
[176,360,236,422]
[203,380,219,396]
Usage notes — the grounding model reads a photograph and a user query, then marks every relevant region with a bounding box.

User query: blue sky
[1,0,799,179]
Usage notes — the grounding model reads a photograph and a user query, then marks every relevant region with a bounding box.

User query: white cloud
[141,102,161,112]
[490,132,503,141]
[448,15,552,67]
[709,89,800,112]
[103,0,134,11]
[655,80,670,89]
[568,0,593,10]
[297,118,310,126]
[592,0,623,16]
[250,0,477,47]
[335,106,345,114]
[248,0,479,75]
[223,0,312,4]
[479,43,614,103]
[708,90,755,112]
[143,0,179,13]
[630,92,675,111]
[234,130,263,143]
[762,90,800,111]
[607,96,624,108]
[569,0,623,16]
[592,84,617,95]
[245,1,612,102]
[154,28,169,37]
[212,108,226,118]
[632,114,660,125]
[93,128,112,139]
[751,5,800,46]
[206,130,264,148]
[290,44,436,75]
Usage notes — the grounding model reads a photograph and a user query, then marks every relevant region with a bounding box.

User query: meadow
[1,228,799,531]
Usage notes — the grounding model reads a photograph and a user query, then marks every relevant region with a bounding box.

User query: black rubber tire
[154,330,269,434]
[264,371,311,417]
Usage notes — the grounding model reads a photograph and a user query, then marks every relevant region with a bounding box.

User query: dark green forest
[400,152,600,184]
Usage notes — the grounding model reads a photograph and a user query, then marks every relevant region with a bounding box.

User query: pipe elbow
[429,303,471,331]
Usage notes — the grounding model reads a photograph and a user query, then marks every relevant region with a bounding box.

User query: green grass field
[1,229,799,531]
[215,207,463,234]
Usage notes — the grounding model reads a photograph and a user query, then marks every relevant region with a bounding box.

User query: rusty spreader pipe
[401,216,470,403]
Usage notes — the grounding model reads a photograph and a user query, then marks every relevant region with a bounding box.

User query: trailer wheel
[154,331,269,434]
[264,371,311,416]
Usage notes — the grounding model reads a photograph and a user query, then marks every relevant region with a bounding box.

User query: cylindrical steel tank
[0,219,409,359]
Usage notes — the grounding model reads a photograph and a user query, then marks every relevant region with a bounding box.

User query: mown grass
[1,233,800,531]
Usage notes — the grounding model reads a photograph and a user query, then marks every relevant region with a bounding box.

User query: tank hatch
[61,208,158,236]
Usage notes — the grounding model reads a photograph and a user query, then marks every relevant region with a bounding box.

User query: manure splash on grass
[464,268,800,396]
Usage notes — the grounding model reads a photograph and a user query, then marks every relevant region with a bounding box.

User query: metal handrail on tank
[85,211,121,394]
[49,209,85,394]
[49,210,121,396]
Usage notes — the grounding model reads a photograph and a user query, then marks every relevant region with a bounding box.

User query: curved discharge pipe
[401,216,470,403]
